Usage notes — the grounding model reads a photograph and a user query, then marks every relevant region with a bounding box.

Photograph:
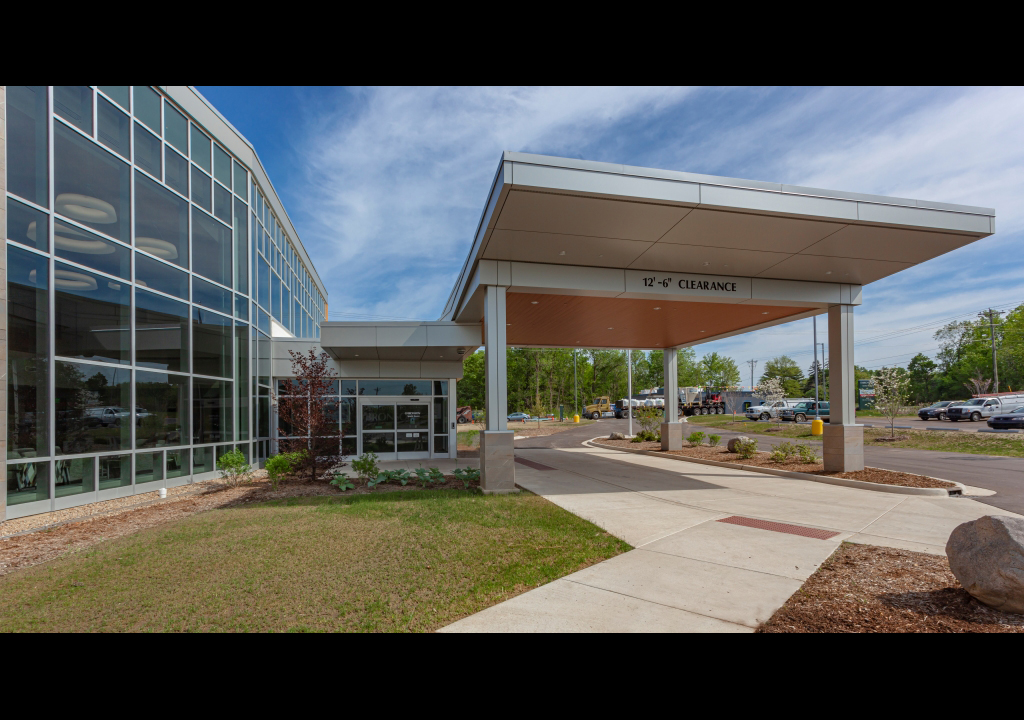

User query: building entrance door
[358,397,431,461]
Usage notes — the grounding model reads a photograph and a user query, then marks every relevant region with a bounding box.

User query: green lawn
[687,415,1024,458]
[0,490,629,633]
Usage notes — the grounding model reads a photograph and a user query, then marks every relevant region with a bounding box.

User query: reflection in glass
[233,160,247,198]
[362,404,395,430]
[193,446,214,474]
[54,86,93,133]
[7,247,49,459]
[257,331,270,386]
[55,122,130,242]
[193,308,232,378]
[167,448,190,479]
[190,125,211,171]
[434,397,448,453]
[7,461,50,507]
[136,370,188,448]
[193,207,231,286]
[136,171,188,268]
[214,144,231,186]
[164,104,188,154]
[56,457,95,498]
[363,433,395,454]
[164,146,188,196]
[136,290,188,371]
[271,272,281,320]
[191,165,211,211]
[397,431,428,453]
[258,257,270,309]
[99,454,131,490]
[134,122,162,179]
[214,182,232,223]
[358,380,432,396]
[398,404,428,430]
[135,452,164,485]
[341,381,357,395]
[234,198,249,293]
[323,399,340,435]
[54,262,130,364]
[342,435,357,457]
[235,294,249,320]
[97,96,130,159]
[56,360,131,453]
[434,381,448,396]
[258,393,270,438]
[7,197,49,251]
[236,325,250,441]
[136,253,188,299]
[193,378,232,444]
[54,219,130,279]
[133,86,161,133]
[193,276,232,315]
[98,86,130,111]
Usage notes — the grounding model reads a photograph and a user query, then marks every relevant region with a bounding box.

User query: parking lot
[856,416,1017,434]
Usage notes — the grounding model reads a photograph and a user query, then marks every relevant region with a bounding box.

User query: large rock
[727,436,751,453]
[946,515,1024,614]
[609,432,626,440]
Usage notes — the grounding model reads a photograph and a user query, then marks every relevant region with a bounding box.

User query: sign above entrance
[624,270,752,299]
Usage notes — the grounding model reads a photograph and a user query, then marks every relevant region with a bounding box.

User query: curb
[586,439,965,497]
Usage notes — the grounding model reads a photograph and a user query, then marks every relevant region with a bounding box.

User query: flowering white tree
[874,366,911,437]
[753,377,786,424]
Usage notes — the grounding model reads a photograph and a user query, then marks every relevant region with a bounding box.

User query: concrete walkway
[441,443,1022,633]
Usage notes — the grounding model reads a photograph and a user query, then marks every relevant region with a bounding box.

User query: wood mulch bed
[759,543,1024,633]
[595,439,954,489]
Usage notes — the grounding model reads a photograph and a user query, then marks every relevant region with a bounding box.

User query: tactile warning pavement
[717,515,839,540]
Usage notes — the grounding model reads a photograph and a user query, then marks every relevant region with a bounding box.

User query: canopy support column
[661,347,682,451]
[823,304,864,472]
[480,285,516,493]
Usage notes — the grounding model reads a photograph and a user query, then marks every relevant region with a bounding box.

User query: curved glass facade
[5,86,327,519]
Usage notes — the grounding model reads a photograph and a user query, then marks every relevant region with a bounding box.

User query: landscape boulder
[946,515,1024,614]
[609,432,626,440]
[727,436,751,453]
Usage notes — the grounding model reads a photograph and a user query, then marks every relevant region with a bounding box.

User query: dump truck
[456,406,473,424]
[585,396,614,420]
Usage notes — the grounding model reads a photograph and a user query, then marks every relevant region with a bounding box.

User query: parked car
[84,406,130,427]
[947,393,1024,422]
[918,400,963,421]
[745,399,811,421]
[988,406,1024,430]
[507,412,531,422]
[780,401,830,422]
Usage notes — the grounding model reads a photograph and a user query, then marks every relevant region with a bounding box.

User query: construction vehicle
[456,406,473,424]
[678,386,727,416]
[585,396,614,420]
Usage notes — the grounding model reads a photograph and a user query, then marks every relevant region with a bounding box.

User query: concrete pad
[859,498,1022,548]
[643,519,846,581]
[574,505,726,547]
[567,548,803,628]
[439,577,750,633]
[845,533,947,556]
[689,493,900,533]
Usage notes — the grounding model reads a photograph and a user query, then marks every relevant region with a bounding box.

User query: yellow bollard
[811,417,824,436]
[573,414,580,423]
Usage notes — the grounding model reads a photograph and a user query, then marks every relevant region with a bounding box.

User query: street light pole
[627,349,633,437]
[573,350,578,415]
[817,342,827,402]
[978,308,1004,393]
[813,316,820,417]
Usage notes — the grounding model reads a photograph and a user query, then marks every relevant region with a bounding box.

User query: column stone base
[661,422,683,451]
[480,431,517,494]
[823,424,864,472]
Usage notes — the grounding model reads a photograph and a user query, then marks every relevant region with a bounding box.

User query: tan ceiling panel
[504,293,806,349]
[659,208,845,253]
[759,254,911,284]
[495,190,691,242]
[629,243,790,277]
[483,229,652,267]
[799,224,976,263]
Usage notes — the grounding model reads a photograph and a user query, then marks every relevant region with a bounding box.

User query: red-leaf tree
[275,349,341,483]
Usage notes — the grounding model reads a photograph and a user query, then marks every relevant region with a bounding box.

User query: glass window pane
[97,96,130,159]
[56,361,131,453]
[135,452,164,484]
[98,86,129,111]
[166,448,190,479]
[164,146,188,196]
[55,122,130,242]
[398,405,429,430]
[7,86,49,207]
[258,394,269,438]
[191,165,211,211]
[193,378,233,444]
[271,272,281,320]
[193,276,232,315]
[136,370,188,448]
[136,253,188,299]
[193,445,215,473]
[7,246,49,460]
[134,123,162,179]
[258,332,270,386]
[8,461,50,507]
[258,308,271,336]
[99,454,131,490]
[54,86,93,134]
[136,290,189,372]
[54,219,130,279]
[55,262,130,364]
[192,208,231,286]
[233,160,247,198]
[190,124,211,171]
[7,197,49,252]
[341,380,357,396]
[133,86,161,133]
[214,182,232,223]
[193,308,232,378]
[363,433,394,454]
[358,380,432,396]
[236,326,249,441]
[164,104,188,154]
[56,456,95,498]
[135,171,188,268]
[235,294,249,320]
[258,257,270,309]
[362,404,395,430]
[213,144,231,187]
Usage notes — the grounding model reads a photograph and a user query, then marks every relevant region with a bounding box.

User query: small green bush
[413,467,433,488]
[330,473,355,491]
[452,467,480,489]
[769,441,799,463]
[708,434,721,447]
[217,449,253,487]
[686,431,706,448]
[797,444,820,464]
[736,438,758,459]
[428,468,446,484]
[350,452,380,483]
[630,435,643,443]
[266,450,306,489]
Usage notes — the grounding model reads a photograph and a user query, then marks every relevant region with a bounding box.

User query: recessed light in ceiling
[607,327,614,330]
[653,307,661,310]
[762,312,769,315]
[825,271,832,275]
[530,301,538,304]
[700,330,706,333]
[702,262,711,266]
[559,251,566,255]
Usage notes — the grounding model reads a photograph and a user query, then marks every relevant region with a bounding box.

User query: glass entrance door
[359,398,431,460]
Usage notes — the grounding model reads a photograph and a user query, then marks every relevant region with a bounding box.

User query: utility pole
[573,350,578,414]
[627,349,633,437]
[978,308,1005,393]
[746,359,758,388]
[813,316,820,416]
[818,343,827,401]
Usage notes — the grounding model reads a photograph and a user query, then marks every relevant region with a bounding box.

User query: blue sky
[197,86,1024,375]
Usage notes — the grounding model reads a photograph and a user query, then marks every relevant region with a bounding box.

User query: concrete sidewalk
[441,444,1021,633]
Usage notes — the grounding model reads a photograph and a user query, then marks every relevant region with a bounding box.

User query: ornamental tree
[873,366,911,438]
[753,377,786,424]
[275,349,341,483]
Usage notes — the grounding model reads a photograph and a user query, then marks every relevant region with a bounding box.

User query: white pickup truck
[745,398,812,421]
[946,393,1024,422]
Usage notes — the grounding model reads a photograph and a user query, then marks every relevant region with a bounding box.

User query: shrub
[452,467,480,489]
[217,449,253,487]
[413,467,434,488]
[769,441,799,463]
[265,450,306,489]
[735,438,758,459]
[686,431,706,448]
[350,452,380,483]
[330,473,355,491]
[370,469,410,488]
[708,434,721,447]
[428,468,446,484]
[635,406,661,436]
[797,444,820,464]
[631,435,643,443]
